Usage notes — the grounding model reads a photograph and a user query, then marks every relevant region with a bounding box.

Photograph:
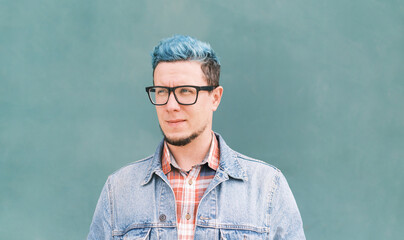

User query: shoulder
[107,155,154,184]
[112,155,153,175]
[215,132,283,181]
[234,151,279,171]
[226,148,285,187]
[232,150,281,176]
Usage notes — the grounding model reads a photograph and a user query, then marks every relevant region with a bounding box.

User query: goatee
[160,125,206,147]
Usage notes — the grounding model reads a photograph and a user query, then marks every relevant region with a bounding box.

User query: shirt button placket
[184,174,194,222]
[185,213,191,220]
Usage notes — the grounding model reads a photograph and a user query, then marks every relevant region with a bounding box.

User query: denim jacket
[88,133,305,240]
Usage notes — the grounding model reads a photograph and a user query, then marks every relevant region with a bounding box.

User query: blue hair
[151,35,221,86]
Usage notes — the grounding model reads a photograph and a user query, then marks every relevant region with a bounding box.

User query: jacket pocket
[219,228,267,240]
[122,228,151,240]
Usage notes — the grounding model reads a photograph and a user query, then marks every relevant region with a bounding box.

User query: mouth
[166,119,186,127]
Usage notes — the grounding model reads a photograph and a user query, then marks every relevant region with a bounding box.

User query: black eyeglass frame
[145,85,218,106]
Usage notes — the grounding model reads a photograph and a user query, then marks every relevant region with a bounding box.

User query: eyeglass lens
[149,86,198,105]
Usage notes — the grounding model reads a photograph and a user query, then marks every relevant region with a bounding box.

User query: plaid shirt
[161,134,220,240]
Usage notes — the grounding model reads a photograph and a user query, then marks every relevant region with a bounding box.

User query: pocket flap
[123,228,151,240]
[220,228,266,240]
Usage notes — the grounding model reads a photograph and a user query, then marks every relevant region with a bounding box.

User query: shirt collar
[161,132,220,174]
[142,132,247,186]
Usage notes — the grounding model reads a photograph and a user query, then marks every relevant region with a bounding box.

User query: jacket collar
[142,132,248,185]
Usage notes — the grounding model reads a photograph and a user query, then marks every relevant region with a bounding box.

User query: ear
[211,86,223,111]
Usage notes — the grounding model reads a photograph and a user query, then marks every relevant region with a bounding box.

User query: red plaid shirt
[161,134,220,240]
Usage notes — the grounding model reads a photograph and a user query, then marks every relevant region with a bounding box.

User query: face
[153,61,223,146]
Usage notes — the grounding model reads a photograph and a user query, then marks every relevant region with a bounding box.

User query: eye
[156,88,168,95]
[180,88,190,93]
[179,87,195,94]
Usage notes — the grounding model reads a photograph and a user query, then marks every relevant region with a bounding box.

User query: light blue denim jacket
[88,133,305,240]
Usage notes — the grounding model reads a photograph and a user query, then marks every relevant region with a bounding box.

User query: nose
[165,91,180,111]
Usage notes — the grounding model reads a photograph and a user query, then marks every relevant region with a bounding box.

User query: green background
[1,0,403,239]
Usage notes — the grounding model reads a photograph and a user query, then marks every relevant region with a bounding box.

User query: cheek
[155,108,164,122]
[194,106,211,122]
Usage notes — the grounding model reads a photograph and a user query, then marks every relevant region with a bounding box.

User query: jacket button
[159,214,166,222]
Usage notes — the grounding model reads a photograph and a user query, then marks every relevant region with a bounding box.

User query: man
[88,35,305,240]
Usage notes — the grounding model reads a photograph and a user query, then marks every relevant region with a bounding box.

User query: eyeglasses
[145,85,217,105]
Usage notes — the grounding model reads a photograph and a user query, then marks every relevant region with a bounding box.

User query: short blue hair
[151,35,221,86]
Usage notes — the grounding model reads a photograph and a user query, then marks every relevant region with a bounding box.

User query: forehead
[153,61,207,86]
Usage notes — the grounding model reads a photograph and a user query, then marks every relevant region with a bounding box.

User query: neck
[167,130,213,171]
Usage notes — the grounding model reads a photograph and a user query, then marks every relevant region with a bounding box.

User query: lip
[166,119,186,127]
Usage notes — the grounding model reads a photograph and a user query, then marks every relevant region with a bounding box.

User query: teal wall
[1,0,403,239]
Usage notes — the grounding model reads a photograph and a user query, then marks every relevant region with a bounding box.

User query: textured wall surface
[1,1,403,239]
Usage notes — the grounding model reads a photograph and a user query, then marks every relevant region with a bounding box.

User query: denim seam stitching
[112,224,176,236]
[107,177,115,238]
[267,169,280,234]
[235,152,278,171]
[195,223,270,233]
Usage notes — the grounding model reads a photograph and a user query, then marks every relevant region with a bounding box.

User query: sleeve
[87,178,113,240]
[268,171,306,240]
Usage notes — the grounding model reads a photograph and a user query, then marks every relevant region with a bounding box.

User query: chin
[163,132,194,146]
[160,128,202,147]
[159,123,208,147]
